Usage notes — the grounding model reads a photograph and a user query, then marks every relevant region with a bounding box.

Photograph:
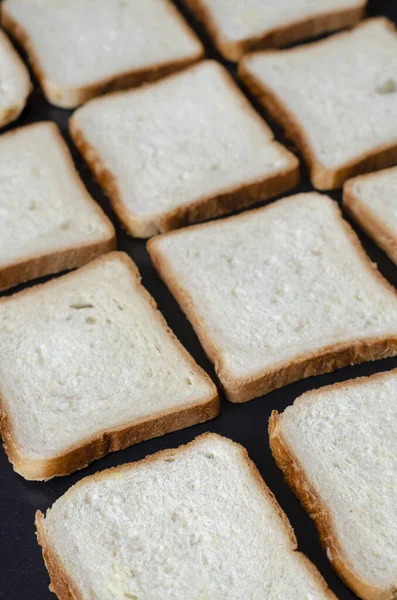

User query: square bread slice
[0,122,115,292]
[239,18,397,190]
[0,252,218,481]
[344,166,397,266]
[70,60,299,238]
[36,433,336,600]
[148,192,397,403]
[182,0,366,61]
[0,30,31,127]
[269,369,397,600]
[1,0,204,109]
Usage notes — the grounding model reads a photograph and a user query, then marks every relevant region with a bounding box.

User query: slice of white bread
[36,433,336,600]
[70,60,299,238]
[182,0,367,61]
[239,18,397,190]
[0,252,218,481]
[0,30,31,127]
[344,166,397,266]
[1,0,204,109]
[0,122,115,292]
[269,369,397,600]
[148,192,397,403]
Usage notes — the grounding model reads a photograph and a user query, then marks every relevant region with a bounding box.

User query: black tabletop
[1,1,396,599]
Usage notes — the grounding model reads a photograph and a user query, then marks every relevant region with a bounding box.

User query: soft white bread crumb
[71,60,298,238]
[0,253,217,479]
[240,18,397,189]
[0,30,31,127]
[148,192,397,402]
[0,122,115,291]
[182,0,366,60]
[271,370,397,600]
[37,434,335,600]
[344,166,397,266]
[1,0,203,108]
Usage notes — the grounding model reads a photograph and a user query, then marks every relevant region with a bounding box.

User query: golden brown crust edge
[69,62,300,238]
[148,194,397,403]
[35,433,336,600]
[344,176,397,266]
[1,3,204,109]
[269,400,395,600]
[182,0,366,61]
[238,18,397,190]
[0,122,116,291]
[0,252,219,480]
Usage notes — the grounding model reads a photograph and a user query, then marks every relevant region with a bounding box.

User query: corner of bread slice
[0,29,31,127]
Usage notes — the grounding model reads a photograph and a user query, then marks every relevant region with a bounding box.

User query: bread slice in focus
[239,18,397,189]
[270,369,397,600]
[0,30,31,127]
[0,252,218,480]
[0,122,115,291]
[344,166,397,266]
[36,434,336,600]
[148,192,397,402]
[182,0,366,61]
[1,0,204,108]
[70,60,299,238]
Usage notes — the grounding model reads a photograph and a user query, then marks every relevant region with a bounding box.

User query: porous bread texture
[0,122,115,291]
[1,0,204,108]
[70,60,299,238]
[148,192,397,403]
[0,30,31,127]
[270,370,397,600]
[36,434,336,600]
[182,0,366,61]
[344,166,397,266]
[239,18,397,189]
[0,252,218,480]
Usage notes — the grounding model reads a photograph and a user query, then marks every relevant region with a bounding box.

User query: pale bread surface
[270,370,397,600]
[344,166,397,266]
[0,122,115,291]
[2,0,203,108]
[0,253,217,479]
[148,193,397,402]
[0,29,31,126]
[183,0,366,60]
[240,19,397,189]
[36,434,335,600]
[71,61,299,237]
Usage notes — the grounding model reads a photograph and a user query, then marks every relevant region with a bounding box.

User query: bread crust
[148,194,397,403]
[269,371,397,600]
[0,122,116,292]
[0,30,31,127]
[344,171,397,266]
[35,433,336,600]
[1,0,204,109]
[182,0,366,61]
[0,252,219,480]
[238,18,397,190]
[69,61,299,238]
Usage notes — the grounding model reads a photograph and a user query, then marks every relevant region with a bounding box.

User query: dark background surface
[0,1,396,598]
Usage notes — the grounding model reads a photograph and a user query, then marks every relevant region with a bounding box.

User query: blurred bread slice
[239,18,397,189]
[1,0,204,108]
[182,0,367,61]
[0,30,31,127]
